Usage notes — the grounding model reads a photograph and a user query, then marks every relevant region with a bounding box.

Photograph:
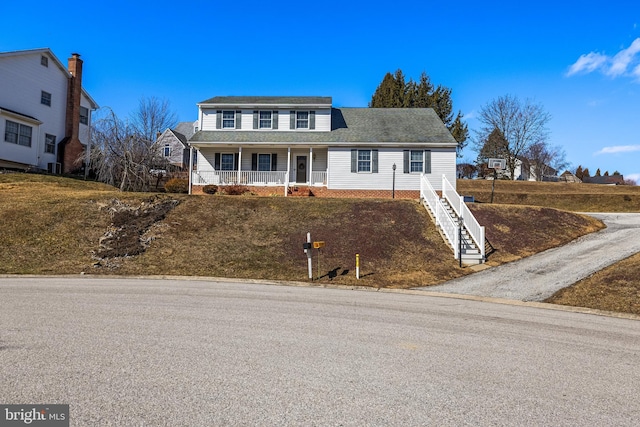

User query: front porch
[189,145,328,192]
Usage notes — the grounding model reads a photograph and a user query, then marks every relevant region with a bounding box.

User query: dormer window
[259,111,272,129]
[41,56,48,67]
[296,111,309,129]
[222,111,235,128]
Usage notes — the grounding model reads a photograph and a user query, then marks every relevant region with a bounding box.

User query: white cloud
[595,145,640,155]
[567,38,640,79]
[567,52,608,76]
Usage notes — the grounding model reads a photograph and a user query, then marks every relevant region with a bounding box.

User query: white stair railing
[420,175,459,259]
[441,175,485,259]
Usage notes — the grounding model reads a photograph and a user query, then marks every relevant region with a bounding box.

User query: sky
[2,0,639,183]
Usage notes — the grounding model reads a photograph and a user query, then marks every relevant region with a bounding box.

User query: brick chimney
[61,53,84,173]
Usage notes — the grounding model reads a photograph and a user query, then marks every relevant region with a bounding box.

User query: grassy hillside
[0,173,637,314]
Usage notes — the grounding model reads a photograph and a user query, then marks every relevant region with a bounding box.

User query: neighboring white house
[0,48,98,173]
[156,120,198,170]
[188,96,458,196]
[512,157,558,182]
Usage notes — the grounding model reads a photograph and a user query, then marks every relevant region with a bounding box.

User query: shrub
[223,185,250,196]
[164,178,189,193]
[202,184,218,195]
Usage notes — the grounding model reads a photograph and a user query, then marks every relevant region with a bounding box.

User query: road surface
[1,277,639,426]
[417,213,640,301]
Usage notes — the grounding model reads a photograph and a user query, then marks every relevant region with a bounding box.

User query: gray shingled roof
[174,121,197,140]
[190,108,458,146]
[198,96,332,106]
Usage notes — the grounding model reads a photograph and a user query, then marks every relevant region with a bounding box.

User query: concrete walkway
[415,213,640,301]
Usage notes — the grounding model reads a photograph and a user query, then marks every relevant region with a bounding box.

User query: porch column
[285,147,291,197]
[188,146,193,195]
[237,146,242,184]
[309,147,313,185]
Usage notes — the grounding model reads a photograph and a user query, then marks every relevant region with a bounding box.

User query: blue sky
[2,0,639,182]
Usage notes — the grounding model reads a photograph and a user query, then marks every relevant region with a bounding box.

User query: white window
[41,91,51,106]
[163,144,170,157]
[222,111,235,128]
[221,153,234,170]
[41,56,48,67]
[259,111,272,129]
[5,120,32,147]
[45,134,56,154]
[410,150,423,173]
[296,111,309,129]
[258,153,271,171]
[79,106,89,125]
[358,150,371,172]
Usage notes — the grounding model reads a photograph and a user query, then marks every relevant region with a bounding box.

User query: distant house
[0,48,98,174]
[156,120,198,170]
[559,170,582,183]
[583,175,625,185]
[513,157,558,181]
[188,96,458,197]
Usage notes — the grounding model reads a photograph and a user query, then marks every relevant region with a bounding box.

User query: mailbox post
[303,232,312,280]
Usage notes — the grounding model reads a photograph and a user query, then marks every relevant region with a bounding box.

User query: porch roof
[190,108,458,147]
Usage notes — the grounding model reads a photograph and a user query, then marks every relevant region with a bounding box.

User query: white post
[307,232,313,280]
[237,147,242,184]
[285,147,291,197]
[188,146,193,195]
[356,253,360,279]
[309,147,313,185]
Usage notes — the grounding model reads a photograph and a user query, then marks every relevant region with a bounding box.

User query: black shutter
[235,110,241,129]
[271,153,277,171]
[216,111,221,129]
[214,153,221,170]
[372,150,378,173]
[251,153,258,171]
[273,110,278,129]
[424,150,431,174]
[233,153,239,170]
[403,150,410,173]
[290,111,295,129]
[253,111,258,129]
[309,111,316,129]
[351,149,357,173]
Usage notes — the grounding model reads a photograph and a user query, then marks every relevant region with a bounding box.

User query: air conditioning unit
[47,162,61,174]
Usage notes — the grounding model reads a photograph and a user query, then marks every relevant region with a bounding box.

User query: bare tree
[523,141,568,181]
[89,108,164,191]
[130,96,178,142]
[475,95,551,180]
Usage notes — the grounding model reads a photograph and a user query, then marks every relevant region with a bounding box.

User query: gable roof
[0,48,98,109]
[174,120,197,139]
[190,108,458,146]
[198,96,332,108]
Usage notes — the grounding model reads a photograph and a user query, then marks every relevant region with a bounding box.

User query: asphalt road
[417,213,640,301]
[1,277,639,426]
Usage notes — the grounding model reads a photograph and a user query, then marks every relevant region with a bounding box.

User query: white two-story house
[189,96,458,197]
[0,48,98,173]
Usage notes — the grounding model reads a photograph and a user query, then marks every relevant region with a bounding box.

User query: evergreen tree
[583,168,591,177]
[604,171,609,176]
[370,69,468,155]
[575,165,584,180]
[595,168,602,177]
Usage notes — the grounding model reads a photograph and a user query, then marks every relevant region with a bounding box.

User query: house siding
[0,51,67,169]
[328,147,455,191]
[200,108,331,132]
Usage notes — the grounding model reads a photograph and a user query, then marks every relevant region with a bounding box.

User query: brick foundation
[192,185,420,200]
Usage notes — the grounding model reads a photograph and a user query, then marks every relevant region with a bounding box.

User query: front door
[296,156,307,183]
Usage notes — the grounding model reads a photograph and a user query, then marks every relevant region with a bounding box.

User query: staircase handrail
[420,175,459,258]
[441,175,485,259]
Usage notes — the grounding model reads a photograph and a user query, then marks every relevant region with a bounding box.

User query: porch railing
[192,170,287,186]
[441,175,485,259]
[311,171,327,185]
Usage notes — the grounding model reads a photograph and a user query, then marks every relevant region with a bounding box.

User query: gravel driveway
[415,213,640,301]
